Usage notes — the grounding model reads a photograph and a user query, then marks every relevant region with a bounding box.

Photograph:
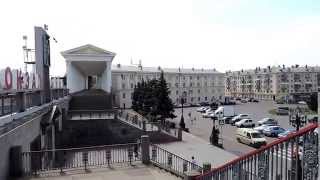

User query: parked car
[222,117,233,124]
[199,102,210,106]
[235,97,242,101]
[236,128,267,148]
[240,99,248,103]
[275,99,285,104]
[263,126,286,137]
[231,114,249,125]
[257,118,278,126]
[298,101,307,105]
[254,124,274,133]
[278,129,296,138]
[196,107,209,113]
[276,107,289,115]
[235,118,255,128]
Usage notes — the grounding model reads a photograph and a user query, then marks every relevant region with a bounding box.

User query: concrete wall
[67,62,86,93]
[0,97,69,179]
[0,114,43,179]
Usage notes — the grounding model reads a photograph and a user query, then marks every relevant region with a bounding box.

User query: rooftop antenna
[22,35,35,73]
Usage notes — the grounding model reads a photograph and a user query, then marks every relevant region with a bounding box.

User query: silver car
[257,118,278,126]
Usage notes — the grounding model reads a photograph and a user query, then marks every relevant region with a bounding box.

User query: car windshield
[251,133,263,138]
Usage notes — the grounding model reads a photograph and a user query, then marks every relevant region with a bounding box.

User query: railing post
[9,146,23,177]
[16,91,26,112]
[82,151,88,172]
[178,128,183,141]
[106,149,111,166]
[141,135,150,165]
[142,121,146,131]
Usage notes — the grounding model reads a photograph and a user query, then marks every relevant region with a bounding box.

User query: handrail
[197,123,318,178]
[23,142,140,153]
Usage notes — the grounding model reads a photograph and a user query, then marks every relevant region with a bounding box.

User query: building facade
[112,64,225,108]
[225,65,320,101]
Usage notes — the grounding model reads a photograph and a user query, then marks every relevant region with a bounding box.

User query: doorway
[87,76,97,89]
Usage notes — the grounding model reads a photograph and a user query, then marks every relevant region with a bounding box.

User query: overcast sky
[0,0,320,76]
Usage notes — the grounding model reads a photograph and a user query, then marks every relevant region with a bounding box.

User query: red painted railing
[196,123,319,180]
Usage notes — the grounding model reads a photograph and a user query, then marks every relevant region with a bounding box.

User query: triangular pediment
[61,44,115,56]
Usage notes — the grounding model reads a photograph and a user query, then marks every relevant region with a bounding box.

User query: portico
[61,44,115,93]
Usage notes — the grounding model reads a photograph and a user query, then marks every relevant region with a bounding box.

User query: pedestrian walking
[191,156,197,170]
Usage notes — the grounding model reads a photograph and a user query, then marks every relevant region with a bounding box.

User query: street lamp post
[179,93,186,130]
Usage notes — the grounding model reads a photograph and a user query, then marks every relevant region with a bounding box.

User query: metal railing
[69,110,116,120]
[150,144,202,177]
[0,88,68,117]
[118,110,179,138]
[0,93,17,116]
[196,123,319,180]
[21,143,141,176]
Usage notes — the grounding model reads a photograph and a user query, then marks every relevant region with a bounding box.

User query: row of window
[119,73,223,82]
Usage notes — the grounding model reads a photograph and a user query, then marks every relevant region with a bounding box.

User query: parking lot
[168,101,307,156]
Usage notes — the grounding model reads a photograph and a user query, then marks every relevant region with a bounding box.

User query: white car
[236,128,266,148]
[196,107,209,112]
[235,118,255,128]
[254,124,274,133]
[231,114,249,125]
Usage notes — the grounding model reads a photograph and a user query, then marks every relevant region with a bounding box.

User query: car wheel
[252,124,255,128]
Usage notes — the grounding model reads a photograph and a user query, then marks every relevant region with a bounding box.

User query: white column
[106,61,112,93]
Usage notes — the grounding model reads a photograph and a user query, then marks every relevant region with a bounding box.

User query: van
[236,128,267,148]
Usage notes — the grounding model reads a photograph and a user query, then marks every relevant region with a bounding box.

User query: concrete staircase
[69,89,112,110]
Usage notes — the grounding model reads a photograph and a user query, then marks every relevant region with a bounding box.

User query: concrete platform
[157,131,238,167]
[19,163,180,180]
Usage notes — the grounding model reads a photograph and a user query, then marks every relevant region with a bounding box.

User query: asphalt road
[168,101,306,156]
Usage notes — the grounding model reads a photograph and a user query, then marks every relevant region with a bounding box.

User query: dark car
[199,102,210,106]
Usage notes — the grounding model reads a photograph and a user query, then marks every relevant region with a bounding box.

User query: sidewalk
[19,163,180,180]
[157,131,238,167]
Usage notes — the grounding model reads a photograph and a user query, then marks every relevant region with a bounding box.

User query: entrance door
[88,76,93,89]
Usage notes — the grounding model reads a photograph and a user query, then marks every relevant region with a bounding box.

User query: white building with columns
[61,44,115,93]
[111,64,225,109]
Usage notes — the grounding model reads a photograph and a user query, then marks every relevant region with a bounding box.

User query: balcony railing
[150,144,202,177]
[118,110,179,138]
[0,88,68,117]
[196,123,319,180]
[69,110,116,120]
[21,143,141,176]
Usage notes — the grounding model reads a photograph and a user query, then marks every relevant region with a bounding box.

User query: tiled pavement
[19,163,180,180]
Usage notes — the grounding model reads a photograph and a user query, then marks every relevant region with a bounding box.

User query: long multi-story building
[112,64,225,108]
[225,65,320,101]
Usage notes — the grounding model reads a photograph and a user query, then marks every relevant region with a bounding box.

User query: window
[197,76,200,80]
[198,89,200,94]
[175,83,179,88]
[205,97,207,101]
[197,82,200,87]
[176,90,179,95]
[183,83,185,88]
[131,93,133,99]
[130,83,134,89]
[122,93,126,99]
[122,83,126,89]
[190,76,192,80]
[183,76,186,80]
[198,97,201,101]
[191,97,194,102]
[121,74,125,80]
[190,83,193,87]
